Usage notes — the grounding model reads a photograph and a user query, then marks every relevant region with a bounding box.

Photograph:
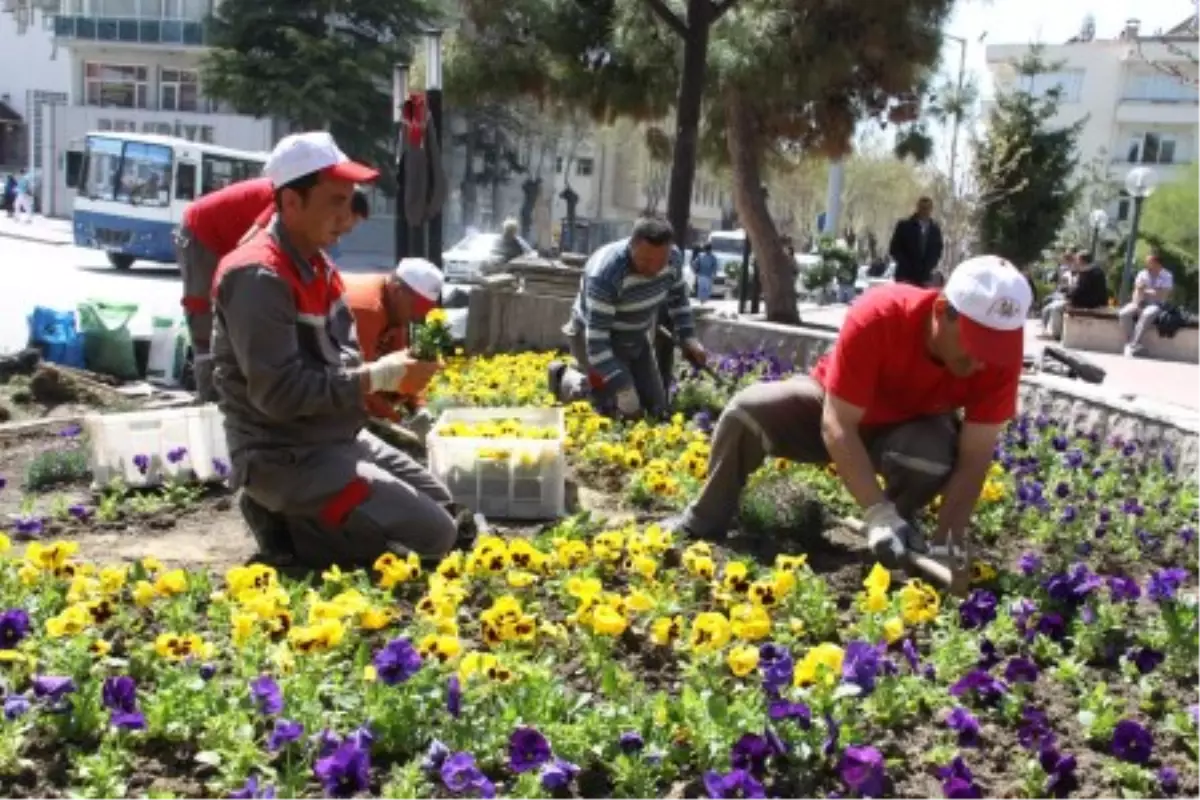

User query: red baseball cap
[264,131,379,187]
[943,255,1033,367]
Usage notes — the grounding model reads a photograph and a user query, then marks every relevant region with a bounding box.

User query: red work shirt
[341,273,412,423]
[182,177,275,257]
[810,284,1020,426]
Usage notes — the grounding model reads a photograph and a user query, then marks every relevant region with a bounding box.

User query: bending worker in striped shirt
[548,216,707,418]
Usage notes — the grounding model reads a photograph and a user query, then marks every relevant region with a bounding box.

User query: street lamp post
[1119,166,1158,304]
[1089,208,1108,260]
[425,30,445,268]
[392,62,409,264]
[944,34,968,201]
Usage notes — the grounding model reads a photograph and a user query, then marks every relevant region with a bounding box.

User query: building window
[160,68,199,111]
[84,62,148,109]
[1116,190,1130,222]
[554,156,563,174]
[1019,70,1084,103]
[1124,72,1198,103]
[1126,132,1178,165]
[576,157,594,177]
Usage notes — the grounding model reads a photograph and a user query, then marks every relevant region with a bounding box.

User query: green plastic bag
[77,299,139,381]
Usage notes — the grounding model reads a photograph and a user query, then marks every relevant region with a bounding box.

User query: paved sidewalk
[0,215,73,246]
[783,304,1200,413]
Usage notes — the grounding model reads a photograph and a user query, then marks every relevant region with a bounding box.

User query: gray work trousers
[556,324,668,417]
[680,376,958,539]
[1118,302,1160,349]
[1041,299,1067,339]
[239,430,457,569]
[175,225,220,403]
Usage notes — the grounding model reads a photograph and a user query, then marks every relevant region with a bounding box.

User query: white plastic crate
[84,404,231,489]
[427,407,566,520]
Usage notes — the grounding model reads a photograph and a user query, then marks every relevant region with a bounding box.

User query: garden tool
[842,517,969,597]
[1041,346,1106,385]
[656,325,727,388]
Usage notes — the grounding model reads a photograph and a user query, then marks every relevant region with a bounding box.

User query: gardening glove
[863,501,911,569]
[614,386,642,418]
[681,337,708,368]
[364,350,416,394]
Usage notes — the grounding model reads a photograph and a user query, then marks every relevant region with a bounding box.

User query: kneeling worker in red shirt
[177,175,368,402]
[668,256,1031,568]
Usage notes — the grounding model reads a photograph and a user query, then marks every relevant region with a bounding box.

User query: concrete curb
[0,415,84,438]
[0,229,71,247]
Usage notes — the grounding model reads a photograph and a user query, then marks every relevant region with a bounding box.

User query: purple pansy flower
[446,675,461,718]
[440,751,495,798]
[838,746,886,798]
[1039,746,1078,798]
[703,769,766,799]
[0,609,31,649]
[1003,657,1040,684]
[101,675,145,730]
[1147,568,1188,604]
[937,756,982,799]
[268,719,304,751]
[949,670,1008,706]
[249,675,282,716]
[313,739,371,798]
[1111,719,1154,765]
[618,731,645,753]
[539,757,579,791]
[32,675,76,701]
[508,726,552,773]
[946,706,981,747]
[841,640,882,695]
[228,775,276,799]
[372,637,423,685]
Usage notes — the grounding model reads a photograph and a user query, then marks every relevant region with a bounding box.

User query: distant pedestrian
[1119,252,1174,357]
[693,242,718,303]
[888,196,943,287]
[14,169,34,223]
[2,174,15,217]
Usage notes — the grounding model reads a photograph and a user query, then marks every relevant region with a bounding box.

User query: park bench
[1061,306,1199,363]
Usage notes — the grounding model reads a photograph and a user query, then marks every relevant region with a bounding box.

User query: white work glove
[364,351,414,394]
[614,386,642,417]
[863,501,912,569]
[404,409,436,444]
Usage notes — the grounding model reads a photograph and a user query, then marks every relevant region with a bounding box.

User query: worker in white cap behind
[342,257,445,449]
[210,131,473,571]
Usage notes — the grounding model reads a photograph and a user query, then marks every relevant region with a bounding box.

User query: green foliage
[1140,163,1199,309]
[803,237,856,290]
[973,46,1084,267]
[25,441,91,492]
[201,0,443,185]
[448,0,952,164]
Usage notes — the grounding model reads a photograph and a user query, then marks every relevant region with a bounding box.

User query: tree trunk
[724,86,800,325]
[664,0,711,245]
[519,178,540,239]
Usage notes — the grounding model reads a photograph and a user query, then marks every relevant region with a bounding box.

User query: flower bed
[0,351,1192,798]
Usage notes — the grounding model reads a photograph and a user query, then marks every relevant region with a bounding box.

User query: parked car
[442,232,534,283]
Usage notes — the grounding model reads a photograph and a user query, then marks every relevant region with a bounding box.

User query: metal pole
[1089,226,1099,260]
[947,36,967,201]
[392,64,409,263]
[737,235,752,314]
[1119,196,1144,304]
[824,161,844,236]
[425,32,445,269]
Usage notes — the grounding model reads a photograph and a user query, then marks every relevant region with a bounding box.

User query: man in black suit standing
[888,196,944,287]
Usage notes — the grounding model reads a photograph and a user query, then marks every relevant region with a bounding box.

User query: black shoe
[453,509,479,553]
[661,514,726,543]
[238,493,296,561]
[547,360,567,400]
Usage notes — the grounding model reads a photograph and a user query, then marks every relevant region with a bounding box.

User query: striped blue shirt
[570,238,695,389]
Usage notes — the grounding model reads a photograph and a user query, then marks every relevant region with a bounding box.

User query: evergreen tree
[448,0,951,323]
[201,0,442,183]
[973,46,1084,268]
[1138,163,1199,308]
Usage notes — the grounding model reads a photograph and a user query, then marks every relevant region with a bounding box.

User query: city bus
[67,132,268,270]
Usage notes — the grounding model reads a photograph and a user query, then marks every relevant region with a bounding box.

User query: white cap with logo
[395,258,444,302]
[943,255,1032,367]
[264,131,379,188]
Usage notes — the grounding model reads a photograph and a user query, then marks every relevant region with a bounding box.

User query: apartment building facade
[2,0,273,215]
[986,16,1199,225]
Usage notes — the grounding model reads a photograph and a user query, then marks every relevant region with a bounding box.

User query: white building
[986,15,1199,224]
[0,4,71,172]
[3,0,274,216]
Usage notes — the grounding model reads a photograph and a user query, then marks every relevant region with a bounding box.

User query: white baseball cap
[395,258,443,302]
[264,131,379,188]
[943,255,1032,367]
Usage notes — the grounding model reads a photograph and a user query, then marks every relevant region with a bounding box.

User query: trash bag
[146,315,187,386]
[27,306,85,368]
[76,299,139,381]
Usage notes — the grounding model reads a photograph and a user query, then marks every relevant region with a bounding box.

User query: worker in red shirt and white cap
[342,257,444,448]
[667,255,1032,568]
[210,131,472,570]
[177,175,369,402]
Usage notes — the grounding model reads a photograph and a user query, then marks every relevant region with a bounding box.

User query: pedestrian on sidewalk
[665,255,1031,571]
[888,196,943,287]
[1119,251,1174,357]
[693,242,718,303]
[14,169,34,223]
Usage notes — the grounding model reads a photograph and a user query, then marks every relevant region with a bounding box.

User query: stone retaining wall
[465,280,1198,471]
[1062,310,1198,363]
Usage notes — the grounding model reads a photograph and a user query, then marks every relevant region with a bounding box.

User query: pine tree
[201,0,442,182]
[973,46,1084,268]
